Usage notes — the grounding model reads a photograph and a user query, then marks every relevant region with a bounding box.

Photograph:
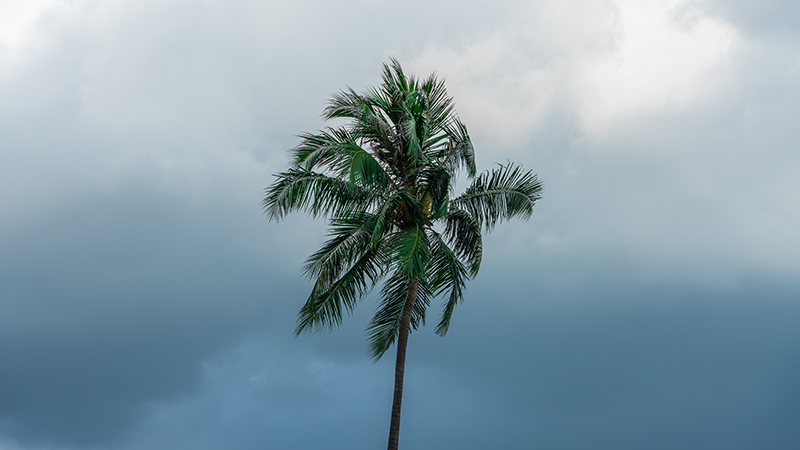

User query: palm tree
[263,59,542,450]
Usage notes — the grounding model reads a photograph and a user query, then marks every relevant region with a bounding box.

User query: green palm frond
[303,213,380,287]
[337,144,389,190]
[428,231,469,336]
[389,224,430,280]
[291,127,355,171]
[452,163,542,231]
[323,88,372,122]
[291,127,390,192]
[296,246,384,335]
[370,191,407,249]
[440,119,476,177]
[444,207,483,276]
[263,169,376,220]
[381,59,410,106]
[419,74,455,139]
[401,115,424,161]
[323,90,401,164]
[367,273,431,360]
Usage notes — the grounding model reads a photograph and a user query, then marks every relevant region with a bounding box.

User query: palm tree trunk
[387,279,418,450]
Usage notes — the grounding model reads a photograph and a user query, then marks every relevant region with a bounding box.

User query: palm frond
[440,119,476,177]
[296,244,385,335]
[452,163,542,231]
[444,207,483,276]
[382,59,410,101]
[389,224,430,280]
[428,230,469,336]
[401,115,424,161]
[291,128,355,172]
[370,190,413,249]
[263,169,377,220]
[336,144,389,190]
[303,213,379,287]
[322,88,371,122]
[366,273,431,360]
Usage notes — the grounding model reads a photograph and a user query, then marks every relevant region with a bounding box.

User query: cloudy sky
[1,0,799,448]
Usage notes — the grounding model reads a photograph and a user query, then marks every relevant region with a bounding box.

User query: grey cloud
[0,187,306,446]
[2,0,800,448]
[398,285,800,450]
[91,285,800,450]
[697,0,800,37]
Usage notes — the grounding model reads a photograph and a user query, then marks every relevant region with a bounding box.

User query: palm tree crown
[264,59,542,449]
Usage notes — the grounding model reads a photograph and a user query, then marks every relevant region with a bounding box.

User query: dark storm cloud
[0,185,309,446]
[404,286,800,450]
[100,282,800,450]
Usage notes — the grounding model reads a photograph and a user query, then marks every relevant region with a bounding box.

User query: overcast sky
[1,0,799,449]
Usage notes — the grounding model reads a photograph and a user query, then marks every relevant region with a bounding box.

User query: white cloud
[575,0,738,134]
[409,0,738,141]
[0,0,61,48]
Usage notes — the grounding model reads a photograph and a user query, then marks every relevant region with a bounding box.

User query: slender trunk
[387,279,418,450]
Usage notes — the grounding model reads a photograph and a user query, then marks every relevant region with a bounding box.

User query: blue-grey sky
[1,0,799,449]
